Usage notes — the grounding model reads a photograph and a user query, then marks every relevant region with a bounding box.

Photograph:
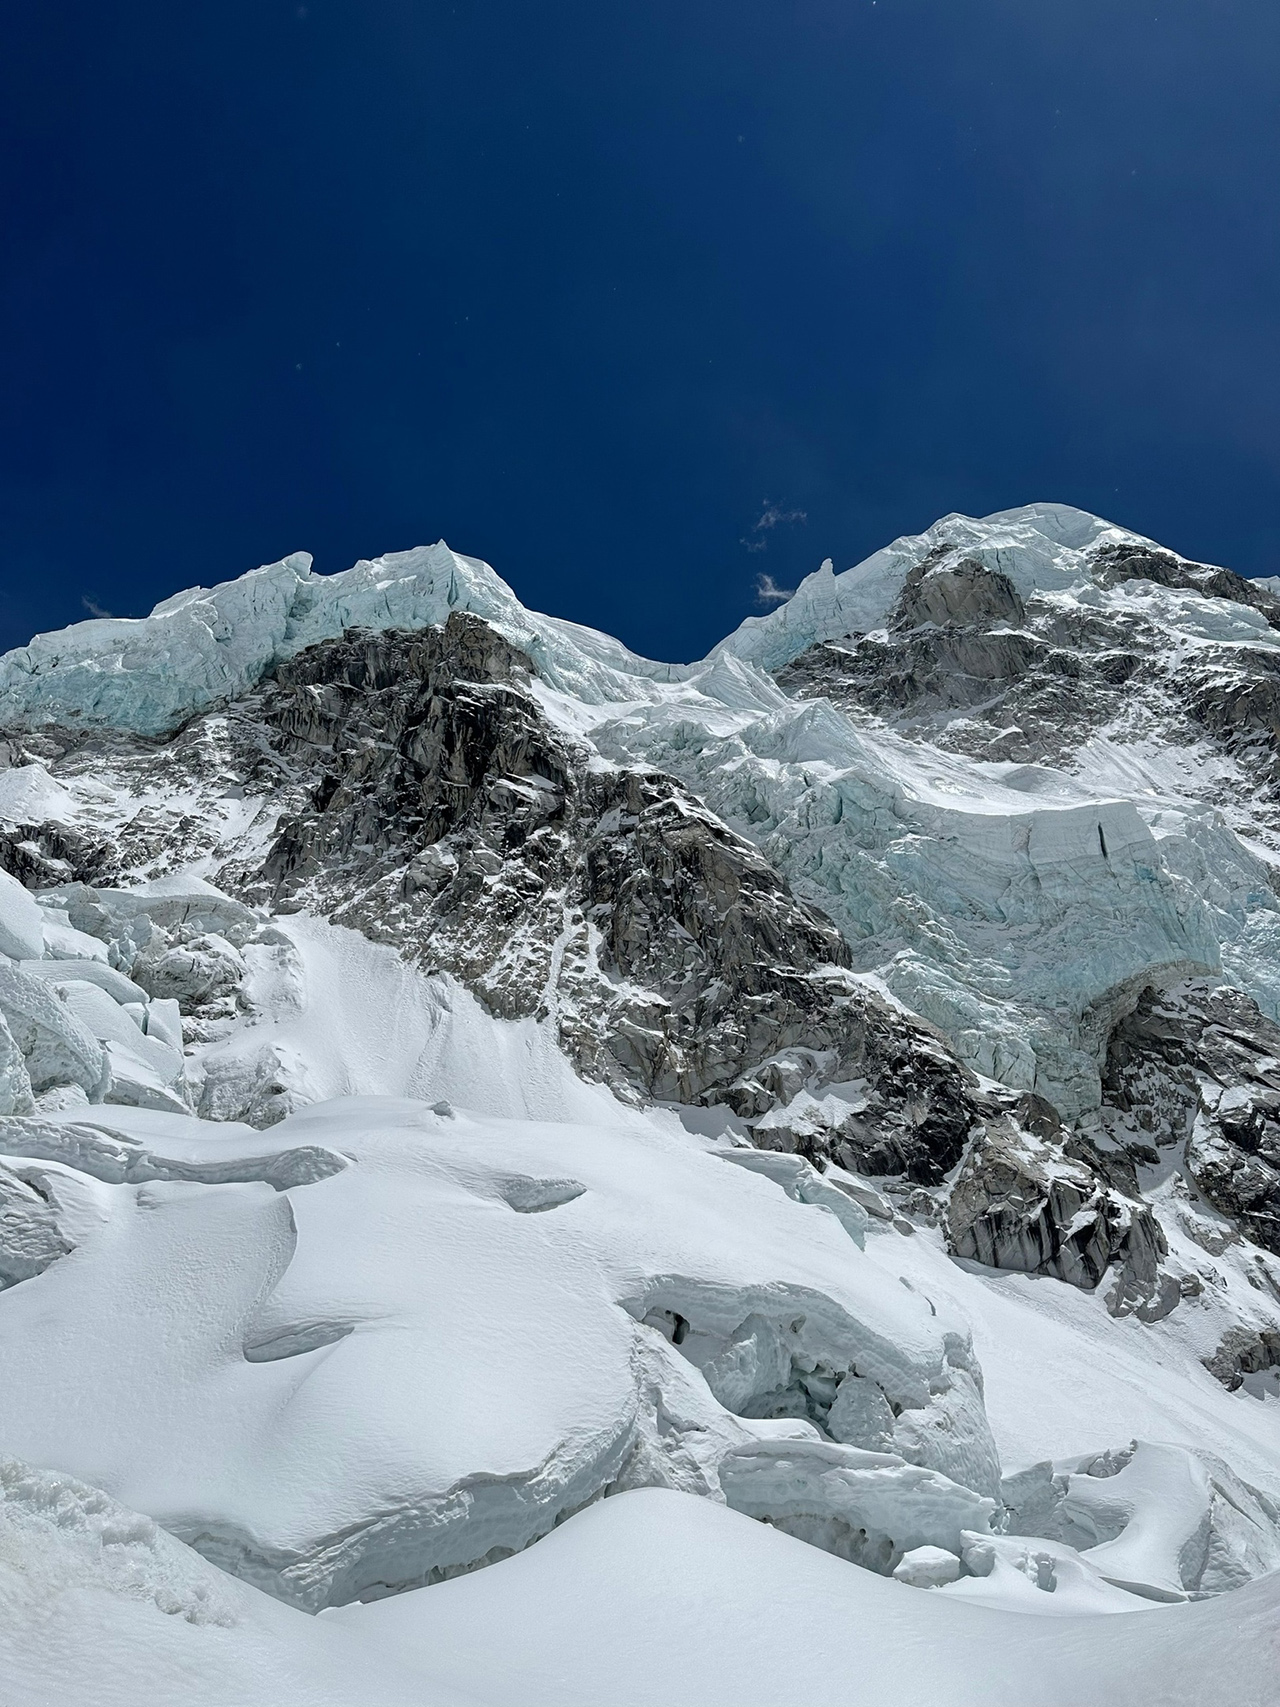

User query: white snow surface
[9,1470,1280,1707]
[193,911,628,1127]
[2,936,1279,1699]
[335,1488,1280,1706]
[0,1088,1005,1611]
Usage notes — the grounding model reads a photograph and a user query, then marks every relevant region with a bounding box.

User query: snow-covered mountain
[3,502,1280,1705]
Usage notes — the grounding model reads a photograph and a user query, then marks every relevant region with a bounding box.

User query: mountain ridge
[3,502,1280,1702]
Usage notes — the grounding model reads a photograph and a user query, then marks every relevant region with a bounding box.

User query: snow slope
[7,1469,1279,1707]
[340,1488,1280,1707]
[0,1092,1004,1610]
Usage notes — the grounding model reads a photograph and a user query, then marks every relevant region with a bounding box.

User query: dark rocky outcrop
[0,821,113,890]
[1201,1325,1280,1392]
[10,557,1280,1308]
[0,612,999,1173]
[1090,541,1280,631]
[735,1017,984,1185]
[1102,981,1280,1256]
[1183,663,1280,758]
[892,556,1025,631]
[778,629,1067,721]
[775,536,1280,795]
[944,1095,1169,1308]
[775,561,1146,766]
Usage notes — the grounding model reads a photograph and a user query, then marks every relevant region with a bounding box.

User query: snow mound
[1003,1439,1280,1602]
[0,1455,466,1707]
[10,1468,1280,1706]
[0,1456,238,1626]
[337,1486,1280,1707]
[0,1094,999,1610]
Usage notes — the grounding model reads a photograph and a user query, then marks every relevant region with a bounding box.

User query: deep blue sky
[1,2,1278,661]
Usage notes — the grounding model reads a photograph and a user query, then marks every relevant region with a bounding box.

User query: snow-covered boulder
[19,957,150,1006]
[22,972,188,1114]
[892,1543,963,1588]
[942,1529,1151,1615]
[39,910,110,962]
[0,962,107,1098]
[0,1455,438,1707]
[0,761,80,826]
[131,931,246,1007]
[0,1160,76,1288]
[1002,1441,1280,1602]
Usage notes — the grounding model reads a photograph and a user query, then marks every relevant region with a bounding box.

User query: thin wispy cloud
[740,499,807,555]
[755,573,796,605]
[754,502,807,532]
[81,595,114,618]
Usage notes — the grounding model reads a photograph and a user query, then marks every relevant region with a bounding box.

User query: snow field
[9,1465,1280,1707]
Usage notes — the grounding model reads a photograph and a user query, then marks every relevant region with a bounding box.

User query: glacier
[3,501,1280,1704]
[2,501,1269,1115]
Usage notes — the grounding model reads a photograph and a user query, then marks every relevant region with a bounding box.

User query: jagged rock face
[0,607,1231,1255]
[1202,1325,1280,1392]
[1102,981,1280,1256]
[199,614,985,1158]
[944,1095,1169,1308]
[0,614,993,1171]
[1092,541,1280,630]
[775,537,1280,791]
[251,618,836,1101]
[776,609,1138,770]
[11,511,1280,1686]
[0,820,114,891]
[778,628,1062,722]
[3,514,1280,1305]
[740,1010,982,1185]
[892,554,1026,631]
